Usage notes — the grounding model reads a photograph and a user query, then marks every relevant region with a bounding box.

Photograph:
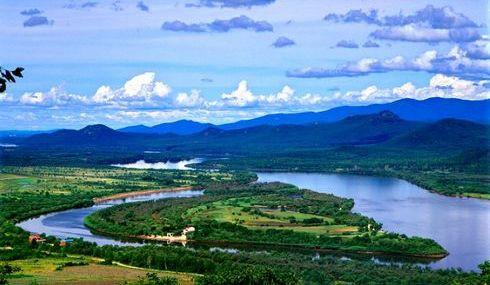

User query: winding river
[17,190,203,246]
[17,167,489,271]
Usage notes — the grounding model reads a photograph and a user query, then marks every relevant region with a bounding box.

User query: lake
[257,172,490,271]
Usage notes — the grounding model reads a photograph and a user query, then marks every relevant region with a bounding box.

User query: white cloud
[20,86,89,106]
[92,72,171,106]
[336,74,489,103]
[288,45,490,79]
[221,80,257,107]
[175,90,205,107]
[0,93,14,102]
[371,24,480,43]
[9,72,489,127]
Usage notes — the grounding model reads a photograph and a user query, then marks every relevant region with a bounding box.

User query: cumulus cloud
[336,74,489,103]
[325,5,482,43]
[136,1,149,12]
[325,5,478,28]
[219,82,332,108]
[10,73,489,127]
[20,8,43,16]
[23,16,54,27]
[0,93,14,103]
[221,80,257,107]
[17,73,171,108]
[92,72,171,106]
[162,15,273,33]
[175,90,206,107]
[20,86,89,106]
[371,24,480,42]
[461,41,490,60]
[287,45,490,79]
[362,40,380,48]
[335,40,359,48]
[272,36,295,48]
[215,76,489,111]
[161,21,206,32]
[325,9,381,25]
[186,0,275,8]
[208,15,273,32]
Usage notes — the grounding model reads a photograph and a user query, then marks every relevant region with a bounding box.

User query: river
[17,190,203,246]
[257,172,490,271]
[17,170,489,271]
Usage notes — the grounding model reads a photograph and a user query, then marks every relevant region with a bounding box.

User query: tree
[0,66,24,93]
[0,264,21,284]
[479,261,490,284]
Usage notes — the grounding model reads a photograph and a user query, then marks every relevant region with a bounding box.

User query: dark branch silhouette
[0,66,24,92]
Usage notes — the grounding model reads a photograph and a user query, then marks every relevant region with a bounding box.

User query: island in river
[84,169,447,258]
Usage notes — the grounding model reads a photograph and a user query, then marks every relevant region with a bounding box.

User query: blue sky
[1,0,489,129]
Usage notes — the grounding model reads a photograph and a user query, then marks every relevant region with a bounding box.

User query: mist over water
[111,158,203,170]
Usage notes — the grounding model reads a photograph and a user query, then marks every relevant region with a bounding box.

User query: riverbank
[83,226,449,260]
[84,181,449,259]
[196,154,489,201]
[93,186,195,203]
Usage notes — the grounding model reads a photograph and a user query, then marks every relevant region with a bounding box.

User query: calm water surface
[18,170,489,271]
[257,172,490,271]
[18,190,203,246]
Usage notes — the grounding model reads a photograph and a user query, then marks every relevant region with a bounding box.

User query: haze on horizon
[1,0,489,130]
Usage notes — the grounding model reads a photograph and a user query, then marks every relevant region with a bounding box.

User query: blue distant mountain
[0,130,54,138]
[14,111,488,154]
[119,120,215,135]
[219,98,490,130]
[118,98,488,135]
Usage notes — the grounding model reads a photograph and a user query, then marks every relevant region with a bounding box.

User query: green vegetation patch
[86,181,447,257]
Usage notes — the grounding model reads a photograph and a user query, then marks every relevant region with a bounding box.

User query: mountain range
[12,111,488,155]
[117,98,489,135]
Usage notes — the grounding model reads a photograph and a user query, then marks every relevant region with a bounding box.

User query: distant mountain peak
[79,124,116,135]
[376,110,402,121]
[342,110,402,123]
[198,126,223,136]
[120,119,215,135]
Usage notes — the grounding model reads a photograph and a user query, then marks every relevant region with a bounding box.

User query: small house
[29,234,45,244]
[182,226,195,235]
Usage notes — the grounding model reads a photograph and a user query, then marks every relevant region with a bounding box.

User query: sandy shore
[93,186,195,204]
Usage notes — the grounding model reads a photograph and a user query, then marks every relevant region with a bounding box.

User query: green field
[7,255,198,285]
[185,198,356,236]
